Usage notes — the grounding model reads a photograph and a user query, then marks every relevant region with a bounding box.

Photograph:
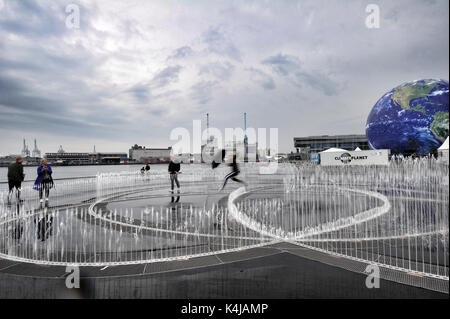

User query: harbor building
[45,152,92,165]
[92,152,129,164]
[129,145,172,163]
[294,134,369,160]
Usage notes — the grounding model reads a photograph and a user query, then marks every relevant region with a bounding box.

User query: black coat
[168,161,180,174]
[228,155,239,172]
[8,162,25,182]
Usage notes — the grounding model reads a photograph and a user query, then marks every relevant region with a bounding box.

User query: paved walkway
[0,242,446,299]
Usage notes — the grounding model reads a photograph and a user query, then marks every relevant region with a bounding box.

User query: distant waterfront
[0,163,178,183]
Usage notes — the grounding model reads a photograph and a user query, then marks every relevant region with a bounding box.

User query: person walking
[33,159,54,203]
[7,156,25,203]
[168,157,181,193]
[219,153,246,191]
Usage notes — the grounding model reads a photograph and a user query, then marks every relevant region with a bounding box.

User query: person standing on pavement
[33,158,54,203]
[7,156,25,203]
[168,157,181,193]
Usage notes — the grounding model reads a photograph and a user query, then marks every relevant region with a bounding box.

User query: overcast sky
[0,0,448,155]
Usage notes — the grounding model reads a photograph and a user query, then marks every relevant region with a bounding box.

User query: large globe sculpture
[366,79,449,155]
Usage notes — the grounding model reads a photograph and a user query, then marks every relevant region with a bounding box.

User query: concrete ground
[0,243,446,299]
[0,179,447,299]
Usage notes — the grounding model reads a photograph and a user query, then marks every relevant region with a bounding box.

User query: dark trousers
[37,214,53,241]
[170,173,180,190]
[8,180,21,200]
[222,170,244,188]
[39,182,51,200]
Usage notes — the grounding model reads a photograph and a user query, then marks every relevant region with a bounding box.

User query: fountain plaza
[0,159,448,298]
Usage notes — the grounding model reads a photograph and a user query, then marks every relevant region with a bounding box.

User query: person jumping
[219,153,247,191]
[212,149,226,169]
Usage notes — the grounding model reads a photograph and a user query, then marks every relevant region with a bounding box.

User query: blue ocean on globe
[366,79,449,155]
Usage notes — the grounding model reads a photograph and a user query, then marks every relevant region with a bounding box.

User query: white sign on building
[320,149,390,166]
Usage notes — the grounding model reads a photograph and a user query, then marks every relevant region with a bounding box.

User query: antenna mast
[206,113,210,143]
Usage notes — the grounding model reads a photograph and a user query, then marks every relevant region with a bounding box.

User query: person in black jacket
[168,158,181,192]
[212,149,226,169]
[219,153,247,191]
[7,156,25,202]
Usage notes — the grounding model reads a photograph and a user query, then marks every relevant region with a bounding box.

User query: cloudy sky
[0,0,448,155]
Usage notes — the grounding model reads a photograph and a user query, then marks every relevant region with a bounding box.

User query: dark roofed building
[294,135,369,158]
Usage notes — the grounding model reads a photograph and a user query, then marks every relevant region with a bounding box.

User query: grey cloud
[168,46,194,60]
[262,53,338,96]
[0,48,99,80]
[151,65,183,89]
[0,108,125,138]
[0,1,66,38]
[0,0,447,155]
[202,27,242,62]
[153,89,181,101]
[0,75,128,139]
[150,109,163,117]
[0,74,64,114]
[125,83,151,104]
[0,50,129,140]
[198,61,235,80]
[123,66,183,105]
[294,72,338,96]
[384,8,400,22]
[247,68,276,90]
[190,81,218,105]
[262,54,302,76]
[122,19,150,40]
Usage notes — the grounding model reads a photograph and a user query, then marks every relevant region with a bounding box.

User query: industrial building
[44,151,129,165]
[92,152,129,164]
[45,152,92,165]
[129,145,172,163]
[4,140,131,166]
[293,134,369,159]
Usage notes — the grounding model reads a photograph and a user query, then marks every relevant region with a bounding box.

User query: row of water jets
[232,158,449,278]
[0,160,448,280]
[0,164,282,265]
